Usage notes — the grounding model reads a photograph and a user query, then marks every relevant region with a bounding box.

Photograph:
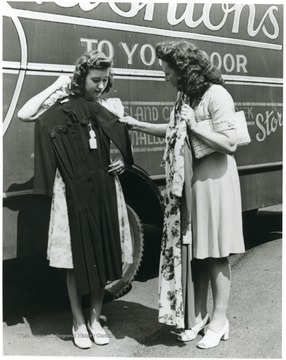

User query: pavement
[2,204,283,358]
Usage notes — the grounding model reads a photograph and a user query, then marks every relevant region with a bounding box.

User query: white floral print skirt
[47,169,133,268]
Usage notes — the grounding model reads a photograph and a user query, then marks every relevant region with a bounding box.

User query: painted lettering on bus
[124,106,159,122]
[44,1,280,40]
[235,106,254,120]
[255,110,282,142]
[124,105,174,123]
[80,38,248,74]
[130,131,165,147]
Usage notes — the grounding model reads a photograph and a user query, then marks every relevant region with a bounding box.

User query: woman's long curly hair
[156,40,223,101]
[70,50,114,97]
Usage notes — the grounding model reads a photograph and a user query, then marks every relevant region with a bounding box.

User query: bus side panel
[239,170,282,211]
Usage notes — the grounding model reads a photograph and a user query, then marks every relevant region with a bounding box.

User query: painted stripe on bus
[3,62,283,86]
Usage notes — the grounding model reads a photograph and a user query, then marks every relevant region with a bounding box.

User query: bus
[2,1,283,298]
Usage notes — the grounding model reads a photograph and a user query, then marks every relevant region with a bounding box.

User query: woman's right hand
[119,116,140,129]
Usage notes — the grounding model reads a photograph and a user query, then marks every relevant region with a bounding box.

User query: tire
[104,205,144,301]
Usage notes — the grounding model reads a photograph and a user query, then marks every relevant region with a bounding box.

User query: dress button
[50,129,56,138]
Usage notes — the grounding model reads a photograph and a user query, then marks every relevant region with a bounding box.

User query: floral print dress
[158,94,193,329]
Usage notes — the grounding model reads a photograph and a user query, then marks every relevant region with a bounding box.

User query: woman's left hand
[108,157,126,176]
[180,104,197,130]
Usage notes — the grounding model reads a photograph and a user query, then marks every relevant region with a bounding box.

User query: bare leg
[177,259,210,341]
[89,286,105,329]
[208,257,231,332]
[87,286,110,345]
[66,269,86,330]
[192,259,210,323]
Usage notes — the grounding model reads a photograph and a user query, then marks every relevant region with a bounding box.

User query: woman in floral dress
[120,40,245,349]
[18,51,133,349]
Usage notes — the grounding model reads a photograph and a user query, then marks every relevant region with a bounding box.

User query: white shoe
[178,314,210,342]
[197,319,230,349]
[72,325,92,349]
[87,321,110,345]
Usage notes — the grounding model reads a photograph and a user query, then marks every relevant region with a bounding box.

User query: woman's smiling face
[84,68,110,101]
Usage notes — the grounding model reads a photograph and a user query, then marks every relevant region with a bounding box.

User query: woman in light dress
[120,40,245,349]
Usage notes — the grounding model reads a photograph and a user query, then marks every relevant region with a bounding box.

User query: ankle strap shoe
[178,314,210,342]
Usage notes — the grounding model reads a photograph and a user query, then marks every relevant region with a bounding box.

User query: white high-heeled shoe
[87,321,110,345]
[178,314,210,342]
[197,319,230,349]
[72,325,92,349]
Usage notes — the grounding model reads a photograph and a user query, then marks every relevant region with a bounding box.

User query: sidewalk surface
[3,205,283,358]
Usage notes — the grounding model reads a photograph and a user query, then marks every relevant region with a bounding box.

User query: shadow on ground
[3,207,282,331]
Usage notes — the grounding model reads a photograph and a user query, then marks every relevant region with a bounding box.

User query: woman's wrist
[132,121,142,130]
[187,121,198,131]
[48,84,60,96]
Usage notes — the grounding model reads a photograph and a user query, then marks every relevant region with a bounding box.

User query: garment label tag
[89,130,96,138]
[89,137,97,149]
[88,122,97,149]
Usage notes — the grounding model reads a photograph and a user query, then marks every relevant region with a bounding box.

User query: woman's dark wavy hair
[156,40,223,99]
[70,50,114,97]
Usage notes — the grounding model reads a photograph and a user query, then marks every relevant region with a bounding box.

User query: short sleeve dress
[158,84,245,330]
[190,84,245,258]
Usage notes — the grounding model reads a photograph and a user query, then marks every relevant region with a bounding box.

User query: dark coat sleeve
[94,104,134,166]
[104,120,134,166]
[33,118,57,196]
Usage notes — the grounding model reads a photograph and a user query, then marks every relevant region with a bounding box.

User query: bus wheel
[104,205,144,302]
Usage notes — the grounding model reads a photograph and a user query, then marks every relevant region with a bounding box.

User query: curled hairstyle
[70,50,114,96]
[156,40,223,99]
